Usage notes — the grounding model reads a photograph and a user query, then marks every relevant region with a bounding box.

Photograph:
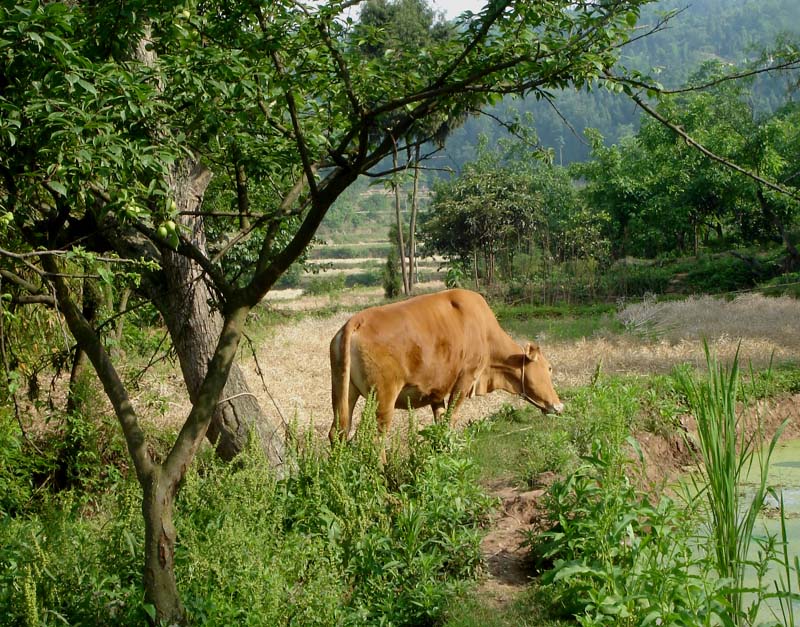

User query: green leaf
[76,79,97,95]
[48,181,67,196]
[97,266,114,286]
[142,603,156,621]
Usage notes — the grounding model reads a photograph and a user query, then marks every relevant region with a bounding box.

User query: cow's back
[345,289,498,403]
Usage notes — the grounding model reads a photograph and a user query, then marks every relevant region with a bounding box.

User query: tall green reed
[676,342,786,624]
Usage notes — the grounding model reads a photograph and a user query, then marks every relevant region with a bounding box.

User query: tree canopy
[575,61,800,263]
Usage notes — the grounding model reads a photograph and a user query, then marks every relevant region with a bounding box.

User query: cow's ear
[524,342,540,362]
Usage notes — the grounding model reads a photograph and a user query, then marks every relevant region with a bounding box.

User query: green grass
[444,585,573,627]
[468,373,686,489]
[493,302,621,341]
[0,407,494,626]
[462,351,800,626]
[467,407,576,486]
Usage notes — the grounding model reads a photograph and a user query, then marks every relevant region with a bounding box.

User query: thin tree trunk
[407,146,420,293]
[392,147,409,295]
[757,186,800,270]
[473,247,479,290]
[66,275,102,414]
[45,251,257,624]
[112,286,131,359]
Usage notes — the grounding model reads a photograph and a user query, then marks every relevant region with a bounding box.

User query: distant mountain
[439,0,800,170]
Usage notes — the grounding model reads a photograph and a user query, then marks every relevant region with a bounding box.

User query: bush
[305,273,347,295]
[0,409,492,626]
[383,247,402,298]
[530,441,726,626]
[0,410,56,516]
[520,429,576,486]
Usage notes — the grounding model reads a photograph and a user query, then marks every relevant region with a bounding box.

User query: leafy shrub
[383,246,403,298]
[564,377,640,459]
[531,441,727,626]
[274,261,304,288]
[0,482,147,625]
[0,409,492,626]
[305,273,347,295]
[344,269,382,288]
[310,244,391,260]
[0,410,57,516]
[520,429,576,486]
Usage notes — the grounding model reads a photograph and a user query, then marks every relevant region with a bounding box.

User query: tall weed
[531,440,726,626]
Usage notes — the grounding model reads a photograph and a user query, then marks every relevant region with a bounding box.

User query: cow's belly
[395,385,447,409]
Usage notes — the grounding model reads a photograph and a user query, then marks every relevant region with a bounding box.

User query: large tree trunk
[147,160,285,465]
[130,27,283,466]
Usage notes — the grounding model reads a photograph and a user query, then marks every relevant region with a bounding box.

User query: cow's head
[518,342,563,415]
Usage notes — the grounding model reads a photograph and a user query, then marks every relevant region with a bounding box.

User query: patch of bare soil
[478,480,551,608]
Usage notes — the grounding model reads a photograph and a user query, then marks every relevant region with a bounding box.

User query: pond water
[742,438,800,624]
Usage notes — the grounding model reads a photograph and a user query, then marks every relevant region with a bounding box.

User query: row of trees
[578,61,800,265]
[420,61,800,291]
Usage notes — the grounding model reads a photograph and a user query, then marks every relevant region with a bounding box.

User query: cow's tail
[329,321,353,445]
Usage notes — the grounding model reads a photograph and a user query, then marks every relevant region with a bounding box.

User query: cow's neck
[483,332,524,396]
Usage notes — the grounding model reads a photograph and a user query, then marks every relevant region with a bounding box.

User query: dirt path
[477,480,549,607]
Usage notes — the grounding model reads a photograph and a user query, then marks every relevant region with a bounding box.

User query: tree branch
[622,77,800,202]
[41,255,154,484]
[611,57,800,96]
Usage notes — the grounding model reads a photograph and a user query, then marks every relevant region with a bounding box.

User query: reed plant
[676,343,788,625]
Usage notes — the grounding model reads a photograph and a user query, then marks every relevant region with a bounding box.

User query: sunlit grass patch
[494,302,621,342]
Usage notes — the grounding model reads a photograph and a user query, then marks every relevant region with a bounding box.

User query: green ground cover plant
[468,372,685,489]
[0,405,492,625]
[525,352,800,626]
[493,302,622,341]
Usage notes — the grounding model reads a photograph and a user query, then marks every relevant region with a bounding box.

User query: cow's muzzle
[522,395,564,415]
[547,402,564,415]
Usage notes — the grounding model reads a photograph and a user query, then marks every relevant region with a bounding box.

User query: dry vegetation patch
[550,293,800,389]
[137,291,799,441]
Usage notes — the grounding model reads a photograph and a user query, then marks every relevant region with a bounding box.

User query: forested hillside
[442,0,800,168]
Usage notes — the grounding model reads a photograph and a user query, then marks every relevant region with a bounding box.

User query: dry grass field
[205,289,800,443]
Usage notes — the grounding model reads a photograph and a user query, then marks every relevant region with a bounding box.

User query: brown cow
[329,288,563,446]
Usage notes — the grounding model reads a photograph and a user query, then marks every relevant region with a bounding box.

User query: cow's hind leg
[431,401,446,424]
[330,382,360,444]
[375,390,400,464]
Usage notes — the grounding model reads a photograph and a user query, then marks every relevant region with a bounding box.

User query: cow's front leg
[446,375,475,427]
[431,401,446,424]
